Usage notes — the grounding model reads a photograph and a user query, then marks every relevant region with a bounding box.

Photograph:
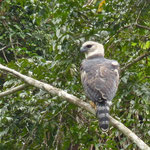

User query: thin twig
[0,46,8,51]
[135,24,150,31]
[48,103,69,121]
[121,51,150,72]
[2,50,9,63]
[0,45,9,63]
[83,0,95,7]
[105,23,150,45]
[9,35,17,60]
[136,1,146,24]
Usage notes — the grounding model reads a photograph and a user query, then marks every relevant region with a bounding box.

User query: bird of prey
[80,41,120,131]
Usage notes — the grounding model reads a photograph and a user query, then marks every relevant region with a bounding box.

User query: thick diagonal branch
[0,64,149,150]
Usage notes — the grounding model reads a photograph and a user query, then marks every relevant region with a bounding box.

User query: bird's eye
[86,45,92,48]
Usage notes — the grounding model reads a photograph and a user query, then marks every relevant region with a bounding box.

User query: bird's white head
[80,41,104,58]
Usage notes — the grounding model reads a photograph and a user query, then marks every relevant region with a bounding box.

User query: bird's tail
[96,101,110,132]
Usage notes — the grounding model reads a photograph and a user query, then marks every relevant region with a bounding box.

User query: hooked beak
[80,47,88,52]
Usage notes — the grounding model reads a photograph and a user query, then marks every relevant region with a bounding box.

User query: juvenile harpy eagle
[80,41,120,131]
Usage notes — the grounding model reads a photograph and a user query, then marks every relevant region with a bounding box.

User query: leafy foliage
[0,0,150,149]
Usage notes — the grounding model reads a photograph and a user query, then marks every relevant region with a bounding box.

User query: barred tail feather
[96,102,110,132]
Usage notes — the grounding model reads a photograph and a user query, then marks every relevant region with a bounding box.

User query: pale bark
[0,84,27,97]
[0,64,149,150]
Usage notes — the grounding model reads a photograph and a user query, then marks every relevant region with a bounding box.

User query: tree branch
[105,23,150,44]
[2,49,9,63]
[135,1,146,24]
[0,84,27,98]
[0,64,149,150]
[121,52,150,72]
[117,23,150,33]
[0,46,8,51]
[110,116,150,150]
[83,0,96,7]
[135,24,150,31]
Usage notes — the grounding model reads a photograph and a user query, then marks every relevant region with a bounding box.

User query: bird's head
[80,41,104,58]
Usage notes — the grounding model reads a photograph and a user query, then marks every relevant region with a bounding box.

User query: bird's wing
[81,61,120,102]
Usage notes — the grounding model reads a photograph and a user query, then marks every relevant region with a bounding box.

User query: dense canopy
[0,0,150,149]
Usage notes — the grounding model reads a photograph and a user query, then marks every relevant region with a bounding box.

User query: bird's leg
[90,101,96,110]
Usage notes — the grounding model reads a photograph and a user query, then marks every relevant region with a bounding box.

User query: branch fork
[0,64,149,150]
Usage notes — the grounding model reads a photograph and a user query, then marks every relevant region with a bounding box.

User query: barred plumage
[80,41,120,131]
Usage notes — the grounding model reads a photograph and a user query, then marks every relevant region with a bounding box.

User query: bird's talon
[90,101,96,110]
